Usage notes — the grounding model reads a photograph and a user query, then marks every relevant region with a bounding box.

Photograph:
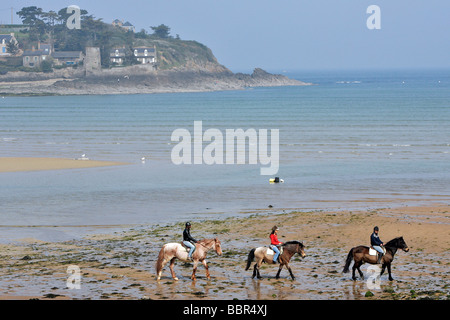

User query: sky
[2,0,450,73]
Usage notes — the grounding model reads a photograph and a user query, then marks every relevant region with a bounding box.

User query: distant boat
[269,177,284,183]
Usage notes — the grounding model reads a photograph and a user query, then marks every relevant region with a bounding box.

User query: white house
[0,33,18,56]
[133,46,156,64]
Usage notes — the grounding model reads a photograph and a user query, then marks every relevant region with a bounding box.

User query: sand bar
[0,157,128,173]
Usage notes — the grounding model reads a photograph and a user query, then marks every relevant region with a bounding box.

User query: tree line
[14,6,174,67]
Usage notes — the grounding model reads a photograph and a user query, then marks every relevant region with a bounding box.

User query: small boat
[269,177,284,183]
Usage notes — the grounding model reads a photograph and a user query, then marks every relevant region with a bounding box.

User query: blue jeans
[373,245,384,255]
[271,245,280,262]
[183,241,196,258]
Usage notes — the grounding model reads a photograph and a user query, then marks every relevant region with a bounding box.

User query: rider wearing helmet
[183,222,198,261]
[371,226,384,264]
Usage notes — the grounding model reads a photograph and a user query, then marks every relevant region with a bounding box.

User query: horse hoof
[173,277,179,281]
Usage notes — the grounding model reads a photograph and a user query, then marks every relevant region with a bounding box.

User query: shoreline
[0,68,312,97]
[0,196,447,244]
[0,157,129,173]
[0,202,448,300]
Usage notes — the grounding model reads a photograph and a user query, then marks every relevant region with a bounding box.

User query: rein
[197,239,216,250]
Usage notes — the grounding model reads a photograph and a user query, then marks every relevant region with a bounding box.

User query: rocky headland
[0,65,310,96]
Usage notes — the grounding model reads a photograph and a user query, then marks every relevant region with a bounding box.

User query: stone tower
[84,47,101,76]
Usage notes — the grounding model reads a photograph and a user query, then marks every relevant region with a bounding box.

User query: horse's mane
[385,236,403,247]
[282,240,304,247]
[197,238,216,245]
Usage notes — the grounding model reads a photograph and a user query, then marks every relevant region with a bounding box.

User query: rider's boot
[377,253,383,264]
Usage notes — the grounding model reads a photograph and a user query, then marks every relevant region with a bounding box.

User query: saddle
[266,245,283,256]
[181,242,194,251]
[369,246,386,256]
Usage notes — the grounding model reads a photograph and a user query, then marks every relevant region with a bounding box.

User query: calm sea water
[0,69,449,241]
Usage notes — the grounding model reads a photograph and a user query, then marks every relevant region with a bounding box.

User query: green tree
[41,59,53,73]
[6,41,19,56]
[16,6,43,25]
[150,24,171,39]
[16,6,46,42]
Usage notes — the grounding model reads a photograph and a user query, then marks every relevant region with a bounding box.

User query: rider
[370,226,384,264]
[183,222,198,261]
[270,226,283,263]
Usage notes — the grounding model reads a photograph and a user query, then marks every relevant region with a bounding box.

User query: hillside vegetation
[3,6,227,72]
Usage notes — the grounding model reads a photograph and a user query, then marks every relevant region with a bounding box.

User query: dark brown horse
[343,236,409,281]
[245,241,306,280]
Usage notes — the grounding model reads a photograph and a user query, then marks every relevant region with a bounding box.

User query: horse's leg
[255,259,262,279]
[202,260,211,280]
[156,258,168,281]
[252,263,257,279]
[275,264,283,279]
[351,262,357,281]
[169,257,178,281]
[387,263,393,281]
[380,263,386,277]
[356,262,364,279]
[191,259,199,281]
[286,263,295,280]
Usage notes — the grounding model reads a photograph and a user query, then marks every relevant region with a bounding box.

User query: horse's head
[214,238,222,256]
[398,236,409,252]
[283,241,306,258]
[297,241,306,258]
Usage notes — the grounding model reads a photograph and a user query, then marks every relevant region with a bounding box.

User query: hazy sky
[2,0,450,72]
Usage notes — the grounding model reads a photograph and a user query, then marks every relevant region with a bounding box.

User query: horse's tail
[155,245,166,275]
[343,248,354,273]
[245,248,256,270]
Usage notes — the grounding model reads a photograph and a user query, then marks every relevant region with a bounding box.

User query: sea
[0,68,449,242]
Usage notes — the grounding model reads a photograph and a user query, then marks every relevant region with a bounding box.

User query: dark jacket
[370,232,383,246]
[183,228,197,243]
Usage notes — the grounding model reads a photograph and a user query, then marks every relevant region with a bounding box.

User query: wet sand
[0,157,128,173]
[0,202,448,300]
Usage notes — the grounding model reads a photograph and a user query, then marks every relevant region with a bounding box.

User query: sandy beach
[0,157,129,173]
[0,202,448,300]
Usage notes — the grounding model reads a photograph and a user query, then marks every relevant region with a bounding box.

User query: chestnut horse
[245,241,306,280]
[156,238,222,281]
[343,236,409,281]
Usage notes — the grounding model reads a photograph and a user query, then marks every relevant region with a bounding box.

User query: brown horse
[343,236,409,281]
[245,241,306,280]
[156,238,222,281]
